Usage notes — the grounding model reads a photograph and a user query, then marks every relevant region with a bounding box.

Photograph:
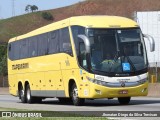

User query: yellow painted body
[8,16,148,98]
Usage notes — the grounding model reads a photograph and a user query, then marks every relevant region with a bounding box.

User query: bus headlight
[137,78,147,84]
[86,76,106,86]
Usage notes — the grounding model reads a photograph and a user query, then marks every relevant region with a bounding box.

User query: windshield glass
[88,28,147,74]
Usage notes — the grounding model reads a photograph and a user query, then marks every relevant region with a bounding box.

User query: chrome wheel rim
[73,87,78,101]
[27,88,30,101]
[20,89,24,98]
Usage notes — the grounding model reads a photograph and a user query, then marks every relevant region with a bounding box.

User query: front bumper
[87,81,148,98]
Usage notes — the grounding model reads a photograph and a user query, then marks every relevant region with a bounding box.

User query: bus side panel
[59,53,77,97]
[36,72,45,94]
[45,71,56,97]
[43,54,64,97]
[26,72,45,97]
[60,54,92,98]
[45,70,64,97]
[73,69,96,98]
[8,74,18,96]
[24,73,35,90]
[62,69,78,97]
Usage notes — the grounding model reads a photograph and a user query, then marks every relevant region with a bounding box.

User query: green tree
[30,5,38,12]
[41,12,54,21]
[25,5,31,13]
[0,44,7,76]
[25,5,38,13]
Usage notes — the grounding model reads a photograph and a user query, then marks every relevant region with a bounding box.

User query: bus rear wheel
[26,84,42,104]
[19,86,26,103]
[118,97,131,105]
[26,84,34,104]
[71,83,84,106]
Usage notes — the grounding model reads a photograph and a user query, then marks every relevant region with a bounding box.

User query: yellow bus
[8,16,155,106]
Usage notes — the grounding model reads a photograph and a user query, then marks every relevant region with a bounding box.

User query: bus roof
[70,15,138,27]
[9,15,138,42]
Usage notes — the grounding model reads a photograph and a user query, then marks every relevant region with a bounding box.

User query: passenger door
[59,27,73,97]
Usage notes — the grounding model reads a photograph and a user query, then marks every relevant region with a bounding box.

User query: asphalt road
[0,95,160,119]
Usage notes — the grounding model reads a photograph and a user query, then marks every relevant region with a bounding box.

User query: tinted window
[8,43,14,60]
[48,30,59,54]
[20,39,28,59]
[71,26,85,56]
[37,33,48,56]
[28,36,38,57]
[60,27,72,55]
[13,41,21,60]
[8,28,74,60]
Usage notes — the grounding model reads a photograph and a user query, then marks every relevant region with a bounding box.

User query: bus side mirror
[78,35,91,53]
[143,34,155,52]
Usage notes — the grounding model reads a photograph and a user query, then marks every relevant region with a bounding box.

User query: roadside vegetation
[0,107,107,120]
[0,44,7,77]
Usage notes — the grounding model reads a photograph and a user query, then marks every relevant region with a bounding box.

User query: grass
[0,12,50,42]
[0,107,108,120]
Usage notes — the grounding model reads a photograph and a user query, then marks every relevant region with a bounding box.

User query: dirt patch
[148,83,160,97]
[0,87,9,95]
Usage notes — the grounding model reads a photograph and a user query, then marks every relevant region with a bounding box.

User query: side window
[48,30,59,54]
[37,33,48,56]
[13,41,20,60]
[71,26,85,56]
[20,39,28,59]
[60,27,73,56]
[28,36,38,57]
[8,43,14,60]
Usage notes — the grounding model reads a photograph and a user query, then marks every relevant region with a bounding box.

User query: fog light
[95,89,101,95]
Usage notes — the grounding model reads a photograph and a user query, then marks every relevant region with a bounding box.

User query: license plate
[118,90,128,94]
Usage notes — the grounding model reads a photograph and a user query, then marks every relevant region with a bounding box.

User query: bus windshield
[88,28,148,75]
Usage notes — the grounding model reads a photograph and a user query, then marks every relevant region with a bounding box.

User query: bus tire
[26,84,34,104]
[118,97,131,105]
[71,83,84,106]
[19,86,26,103]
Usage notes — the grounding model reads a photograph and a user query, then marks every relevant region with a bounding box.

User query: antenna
[0,6,1,19]
[12,0,15,17]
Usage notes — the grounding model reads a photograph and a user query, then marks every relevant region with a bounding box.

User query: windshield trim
[92,67,148,77]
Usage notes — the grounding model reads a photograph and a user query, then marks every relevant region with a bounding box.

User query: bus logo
[121,82,125,87]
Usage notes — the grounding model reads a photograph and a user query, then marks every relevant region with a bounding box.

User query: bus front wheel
[71,83,84,106]
[118,97,131,105]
